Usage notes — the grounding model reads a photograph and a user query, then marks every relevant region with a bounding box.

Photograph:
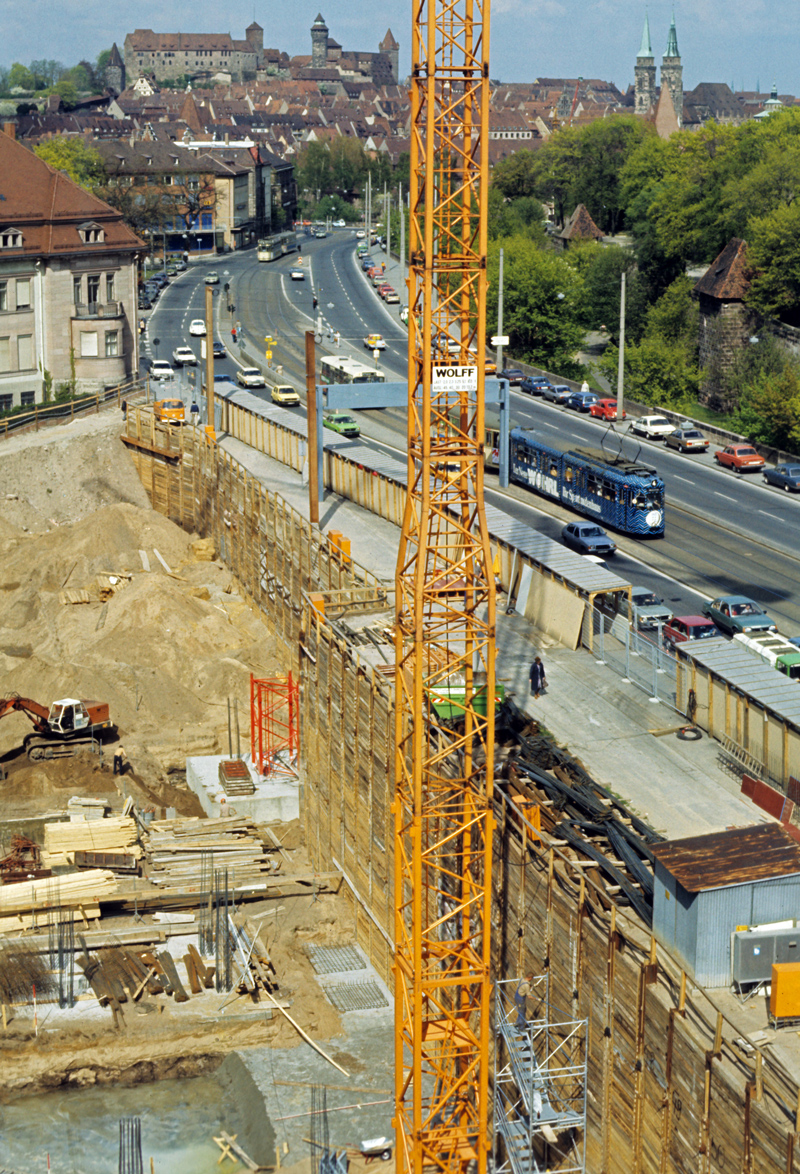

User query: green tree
[746,202,800,323]
[599,335,701,409]
[33,139,105,188]
[570,242,649,342]
[296,142,332,203]
[487,237,585,375]
[487,190,545,242]
[96,48,112,75]
[491,149,540,200]
[734,365,800,450]
[329,137,366,198]
[571,115,650,234]
[525,127,582,225]
[8,63,35,90]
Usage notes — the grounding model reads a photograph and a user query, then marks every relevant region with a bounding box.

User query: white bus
[320,357,386,385]
[257,233,297,262]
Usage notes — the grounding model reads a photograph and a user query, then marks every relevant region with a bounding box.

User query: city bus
[256,233,297,262]
[320,357,386,384]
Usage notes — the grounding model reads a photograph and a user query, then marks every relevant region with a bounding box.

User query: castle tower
[311,13,329,69]
[246,21,264,57]
[634,14,656,115]
[379,29,399,84]
[661,14,683,127]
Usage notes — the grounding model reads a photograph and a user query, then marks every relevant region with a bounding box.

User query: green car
[323,411,360,438]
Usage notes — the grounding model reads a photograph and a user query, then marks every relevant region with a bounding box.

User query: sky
[2,0,797,98]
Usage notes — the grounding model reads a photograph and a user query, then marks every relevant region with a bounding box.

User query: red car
[662,615,720,652]
[589,398,626,421]
[714,444,765,473]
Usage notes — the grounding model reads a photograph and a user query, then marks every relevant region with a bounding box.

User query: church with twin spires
[634,13,683,127]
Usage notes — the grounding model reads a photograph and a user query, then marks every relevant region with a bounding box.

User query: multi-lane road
[143,232,800,636]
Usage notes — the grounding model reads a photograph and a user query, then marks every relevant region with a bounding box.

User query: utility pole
[305,330,320,526]
[617,269,626,423]
[496,248,505,375]
[399,183,405,303]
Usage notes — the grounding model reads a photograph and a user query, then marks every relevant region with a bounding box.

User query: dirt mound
[0,414,281,808]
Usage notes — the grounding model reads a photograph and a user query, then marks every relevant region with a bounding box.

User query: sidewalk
[221,430,763,842]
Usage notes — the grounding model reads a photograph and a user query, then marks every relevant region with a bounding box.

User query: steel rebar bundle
[119,1116,143,1174]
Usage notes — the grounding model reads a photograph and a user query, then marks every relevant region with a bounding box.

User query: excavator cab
[47,699,90,735]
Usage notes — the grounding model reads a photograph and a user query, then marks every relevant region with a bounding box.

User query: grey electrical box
[732,925,800,983]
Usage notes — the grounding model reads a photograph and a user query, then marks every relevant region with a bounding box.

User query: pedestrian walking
[529,655,546,699]
[231,326,237,344]
[514,972,534,1030]
[113,745,128,776]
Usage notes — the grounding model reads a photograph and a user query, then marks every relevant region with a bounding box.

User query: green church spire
[665,14,679,58]
[638,12,653,58]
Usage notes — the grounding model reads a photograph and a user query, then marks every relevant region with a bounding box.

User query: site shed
[652,824,800,987]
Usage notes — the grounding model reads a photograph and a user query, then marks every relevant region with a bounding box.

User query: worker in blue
[514,972,534,1030]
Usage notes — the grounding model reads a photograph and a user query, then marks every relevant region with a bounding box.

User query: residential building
[0,127,141,408]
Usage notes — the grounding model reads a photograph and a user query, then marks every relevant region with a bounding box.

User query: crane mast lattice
[393,0,495,1168]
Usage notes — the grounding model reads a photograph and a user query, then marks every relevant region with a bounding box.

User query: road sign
[431,364,478,393]
[491,335,509,346]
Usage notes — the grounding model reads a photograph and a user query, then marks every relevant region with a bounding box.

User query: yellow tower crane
[393,0,495,1168]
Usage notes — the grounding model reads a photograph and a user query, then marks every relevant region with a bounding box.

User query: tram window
[602,479,616,501]
[586,471,600,494]
[565,466,573,483]
[632,492,646,508]
[549,461,558,478]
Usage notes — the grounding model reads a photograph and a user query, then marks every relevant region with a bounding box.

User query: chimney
[3,122,16,140]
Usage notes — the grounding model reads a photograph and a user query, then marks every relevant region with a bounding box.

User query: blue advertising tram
[509,427,666,538]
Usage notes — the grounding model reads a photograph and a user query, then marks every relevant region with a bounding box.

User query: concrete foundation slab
[186,753,300,823]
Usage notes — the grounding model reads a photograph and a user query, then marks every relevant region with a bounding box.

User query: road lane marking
[714,492,729,498]
[759,510,781,520]
[673,475,695,484]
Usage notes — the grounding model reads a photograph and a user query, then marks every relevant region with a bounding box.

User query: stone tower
[379,29,399,84]
[311,13,329,69]
[661,15,683,127]
[246,21,264,60]
[634,14,656,115]
[105,43,125,95]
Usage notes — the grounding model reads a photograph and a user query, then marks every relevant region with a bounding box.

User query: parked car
[189,319,206,336]
[762,463,800,491]
[662,615,721,652]
[630,415,674,439]
[149,360,174,380]
[204,272,219,285]
[433,332,460,356]
[714,443,765,473]
[542,384,573,404]
[364,334,386,350]
[271,384,300,405]
[172,346,197,367]
[166,266,178,277]
[323,411,360,438]
[665,426,709,453]
[138,295,152,310]
[560,521,617,556]
[153,398,185,424]
[314,229,327,239]
[564,390,599,412]
[499,367,525,385]
[356,229,366,239]
[400,305,409,324]
[702,595,777,637]
[520,376,552,396]
[236,367,266,388]
[383,289,400,304]
[173,259,188,271]
[589,398,625,420]
[212,340,226,359]
[290,267,305,280]
[630,587,672,631]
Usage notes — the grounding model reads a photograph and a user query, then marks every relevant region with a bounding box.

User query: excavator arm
[0,696,51,733]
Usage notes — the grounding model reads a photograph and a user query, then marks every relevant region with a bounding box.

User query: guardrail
[0,379,149,440]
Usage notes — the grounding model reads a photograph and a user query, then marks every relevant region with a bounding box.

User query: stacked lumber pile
[0,869,117,934]
[43,817,141,868]
[75,940,216,1026]
[145,817,279,888]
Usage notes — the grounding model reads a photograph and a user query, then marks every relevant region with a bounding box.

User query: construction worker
[113,745,127,776]
[514,972,534,1030]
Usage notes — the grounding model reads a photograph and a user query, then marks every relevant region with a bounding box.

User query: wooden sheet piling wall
[127,407,800,1174]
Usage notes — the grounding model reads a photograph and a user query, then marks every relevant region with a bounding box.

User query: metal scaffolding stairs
[494,977,587,1174]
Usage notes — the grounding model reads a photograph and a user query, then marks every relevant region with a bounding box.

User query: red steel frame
[250,673,299,775]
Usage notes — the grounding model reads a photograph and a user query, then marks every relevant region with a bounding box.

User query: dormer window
[78,222,105,244]
[0,228,23,249]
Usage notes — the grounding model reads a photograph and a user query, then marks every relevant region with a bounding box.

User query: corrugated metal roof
[652,824,800,891]
[680,638,800,721]
[221,391,630,596]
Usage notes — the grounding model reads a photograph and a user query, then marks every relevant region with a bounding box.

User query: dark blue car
[520,376,552,395]
[564,390,599,412]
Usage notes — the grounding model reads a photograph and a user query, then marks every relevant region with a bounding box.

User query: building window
[0,229,22,249]
[17,334,33,370]
[104,330,119,357]
[0,337,9,372]
[87,275,100,311]
[73,275,82,305]
[80,332,98,357]
[201,212,213,229]
[0,395,12,412]
[78,222,104,244]
[106,274,115,301]
[20,391,35,406]
[0,282,6,312]
[15,279,30,309]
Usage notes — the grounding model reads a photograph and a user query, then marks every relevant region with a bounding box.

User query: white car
[189,319,206,336]
[332,219,346,228]
[364,334,386,350]
[236,367,266,388]
[150,360,174,380]
[355,229,365,239]
[630,414,675,440]
[172,346,197,366]
[204,272,219,285]
[290,268,305,280]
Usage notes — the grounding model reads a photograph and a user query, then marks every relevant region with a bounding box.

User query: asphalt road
[142,234,800,637]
